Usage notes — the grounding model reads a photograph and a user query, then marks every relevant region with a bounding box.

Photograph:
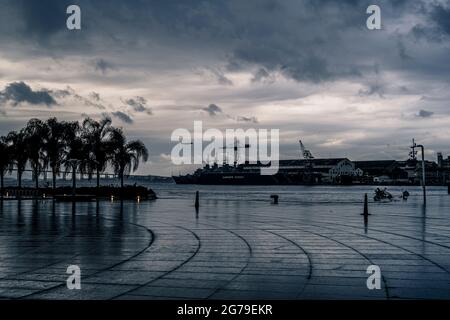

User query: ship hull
[172,172,319,185]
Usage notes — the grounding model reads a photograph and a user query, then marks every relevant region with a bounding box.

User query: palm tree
[109,128,148,190]
[6,130,28,188]
[24,119,46,189]
[82,117,113,188]
[62,121,87,196]
[42,118,70,189]
[0,136,13,198]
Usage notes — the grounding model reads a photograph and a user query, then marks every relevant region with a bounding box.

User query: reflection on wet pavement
[1,186,450,300]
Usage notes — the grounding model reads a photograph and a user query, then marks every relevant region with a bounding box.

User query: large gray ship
[172,158,356,185]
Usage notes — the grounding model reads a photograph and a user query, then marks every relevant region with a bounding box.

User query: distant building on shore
[353,159,442,185]
[255,158,364,184]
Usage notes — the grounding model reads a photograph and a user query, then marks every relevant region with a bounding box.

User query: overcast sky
[0,0,450,176]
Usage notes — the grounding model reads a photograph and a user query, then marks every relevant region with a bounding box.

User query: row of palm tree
[0,117,149,196]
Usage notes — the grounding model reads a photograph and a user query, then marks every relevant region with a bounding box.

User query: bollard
[270,194,279,204]
[195,191,199,210]
[361,193,370,216]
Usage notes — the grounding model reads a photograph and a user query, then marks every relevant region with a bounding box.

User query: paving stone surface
[1,186,450,299]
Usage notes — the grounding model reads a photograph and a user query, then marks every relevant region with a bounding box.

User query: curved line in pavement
[196,214,313,299]
[202,213,383,299]
[287,227,390,299]
[166,214,311,300]
[17,216,155,300]
[109,224,202,300]
[241,211,450,274]
[263,229,313,298]
[205,228,253,299]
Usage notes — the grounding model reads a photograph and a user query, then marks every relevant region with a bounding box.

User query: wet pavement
[1,185,450,300]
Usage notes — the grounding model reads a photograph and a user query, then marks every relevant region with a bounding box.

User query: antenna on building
[437,152,443,168]
[409,138,417,161]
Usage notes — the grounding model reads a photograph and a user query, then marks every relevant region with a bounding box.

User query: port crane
[299,140,314,159]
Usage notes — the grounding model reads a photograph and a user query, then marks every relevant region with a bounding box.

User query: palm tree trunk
[120,170,124,200]
[1,172,4,199]
[52,167,57,190]
[18,169,22,189]
[72,166,76,197]
[34,167,39,190]
[96,168,100,188]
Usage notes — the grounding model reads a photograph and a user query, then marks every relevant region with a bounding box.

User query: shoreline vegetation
[0,117,154,201]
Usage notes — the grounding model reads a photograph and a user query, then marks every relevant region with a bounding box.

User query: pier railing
[2,188,43,198]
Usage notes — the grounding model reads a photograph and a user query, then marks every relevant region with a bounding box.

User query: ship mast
[222,138,250,167]
[409,138,417,161]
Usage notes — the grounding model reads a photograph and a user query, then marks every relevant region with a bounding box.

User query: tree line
[0,117,148,195]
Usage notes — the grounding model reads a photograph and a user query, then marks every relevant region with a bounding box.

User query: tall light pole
[411,140,426,204]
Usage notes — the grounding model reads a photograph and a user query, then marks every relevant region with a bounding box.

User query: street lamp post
[411,140,426,204]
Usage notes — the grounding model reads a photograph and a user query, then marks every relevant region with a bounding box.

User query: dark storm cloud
[431,3,450,37]
[0,82,109,110]
[89,92,100,101]
[410,2,450,42]
[111,111,134,124]
[92,59,116,74]
[0,0,429,84]
[251,68,274,84]
[358,83,385,98]
[124,97,153,115]
[207,68,233,86]
[16,0,70,38]
[202,103,258,123]
[50,88,71,99]
[397,38,412,61]
[74,94,106,110]
[417,109,434,118]
[53,86,106,110]
[202,104,223,116]
[0,0,85,53]
[0,82,56,106]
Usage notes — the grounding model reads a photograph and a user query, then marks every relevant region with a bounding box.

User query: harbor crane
[299,140,314,159]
